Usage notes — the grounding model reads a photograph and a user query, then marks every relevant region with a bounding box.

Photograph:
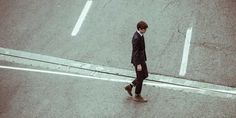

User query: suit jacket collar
[136,30,143,37]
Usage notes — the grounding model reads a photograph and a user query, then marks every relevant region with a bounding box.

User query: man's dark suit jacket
[131,31,147,66]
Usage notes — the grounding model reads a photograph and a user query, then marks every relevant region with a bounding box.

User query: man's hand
[137,64,142,71]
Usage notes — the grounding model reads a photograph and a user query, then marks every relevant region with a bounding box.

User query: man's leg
[125,63,148,98]
[134,62,147,94]
[124,78,138,96]
[133,63,148,102]
[133,78,147,102]
[124,64,139,96]
[134,79,143,95]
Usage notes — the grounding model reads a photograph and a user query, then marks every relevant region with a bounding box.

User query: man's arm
[132,37,142,71]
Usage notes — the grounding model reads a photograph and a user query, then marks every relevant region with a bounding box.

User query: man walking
[125,21,149,102]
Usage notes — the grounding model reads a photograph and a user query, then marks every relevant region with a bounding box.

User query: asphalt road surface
[1,1,236,117]
[1,0,236,86]
[0,63,235,118]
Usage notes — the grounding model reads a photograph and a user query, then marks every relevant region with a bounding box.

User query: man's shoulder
[133,31,139,36]
[132,31,141,40]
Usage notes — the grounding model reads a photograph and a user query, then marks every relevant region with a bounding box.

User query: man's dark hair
[137,21,148,30]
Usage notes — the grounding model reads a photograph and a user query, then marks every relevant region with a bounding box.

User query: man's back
[131,31,147,65]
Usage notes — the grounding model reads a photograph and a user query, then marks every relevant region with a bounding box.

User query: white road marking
[1,65,236,97]
[1,47,236,96]
[179,27,193,76]
[71,0,93,36]
[0,65,130,83]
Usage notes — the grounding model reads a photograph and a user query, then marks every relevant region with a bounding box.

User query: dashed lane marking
[179,27,193,76]
[71,0,93,36]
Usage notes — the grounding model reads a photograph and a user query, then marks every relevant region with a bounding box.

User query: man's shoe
[133,94,148,102]
[125,85,133,96]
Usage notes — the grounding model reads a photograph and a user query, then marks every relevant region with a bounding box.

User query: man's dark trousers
[132,62,148,94]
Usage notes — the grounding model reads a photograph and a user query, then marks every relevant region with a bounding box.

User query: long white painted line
[1,47,236,95]
[0,65,204,90]
[0,65,130,83]
[1,65,236,97]
[0,65,206,90]
[179,27,193,76]
[71,0,93,36]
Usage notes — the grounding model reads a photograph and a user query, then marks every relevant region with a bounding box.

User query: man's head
[137,21,148,34]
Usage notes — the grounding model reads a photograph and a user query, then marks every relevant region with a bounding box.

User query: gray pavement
[0,63,236,118]
[1,48,236,96]
[0,0,236,86]
[1,0,236,117]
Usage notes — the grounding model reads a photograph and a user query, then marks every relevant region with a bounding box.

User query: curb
[0,47,235,94]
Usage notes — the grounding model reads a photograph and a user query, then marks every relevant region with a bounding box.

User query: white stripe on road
[1,65,236,97]
[0,65,130,83]
[71,0,93,36]
[179,27,193,76]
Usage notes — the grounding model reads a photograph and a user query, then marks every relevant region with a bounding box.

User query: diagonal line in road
[0,47,236,96]
[71,0,93,36]
[180,27,193,76]
[0,65,236,99]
